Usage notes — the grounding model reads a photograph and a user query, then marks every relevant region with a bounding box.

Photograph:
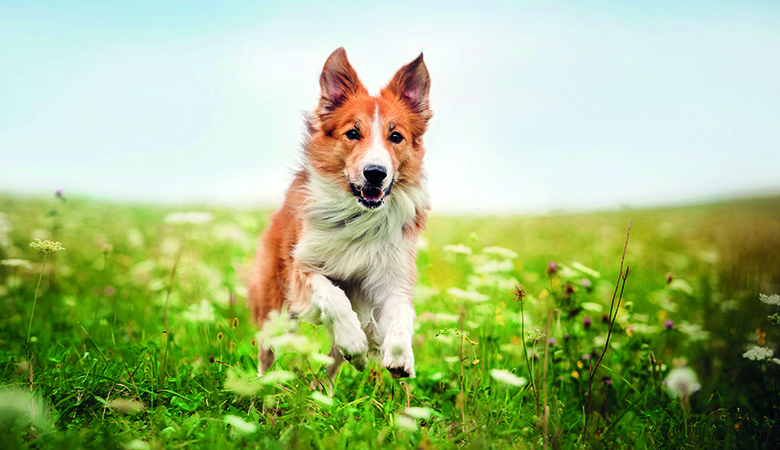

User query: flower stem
[27,253,48,349]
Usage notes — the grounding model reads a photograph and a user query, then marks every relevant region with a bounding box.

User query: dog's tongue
[361,187,383,201]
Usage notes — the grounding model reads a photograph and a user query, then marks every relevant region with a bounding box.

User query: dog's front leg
[378,297,416,378]
[299,274,369,371]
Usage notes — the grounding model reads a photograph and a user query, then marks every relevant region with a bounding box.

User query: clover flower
[29,239,65,255]
[743,346,774,361]
[759,293,780,306]
[663,367,701,398]
[664,319,675,330]
[546,261,558,276]
[583,316,592,329]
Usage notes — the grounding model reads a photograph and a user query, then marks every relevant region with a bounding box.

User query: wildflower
[224,414,258,435]
[564,334,570,341]
[483,246,518,260]
[664,319,675,330]
[405,407,432,420]
[568,307,581,318]
[527,328,544,342]
[759,293,780,306]
[756,329,766,345]
[581,279,592,288]
[209,356,215,363]
[447,287,489,303]
[164,211,213,225]
[250,338,256,346]
[259,370,296,385]
[583,316,592,329]
[182,299,216,323]
[564,284,575,298]
[513,285,526,302]
[571,371,580,379]
[663,367,701,398]
[55,190,65,200]
[394,414,418,431]
[602,376,612,386]
[311,391,334,407]
[490,369,527,387]
[743,346,774,361]
[442,243,472,255]
[0,259,34,270]
[666,272,674,284]
[29,239,65,255]
[582,354,590,361]
[601,314,610,323]
[548,338,557,346]
[546,261,558,276]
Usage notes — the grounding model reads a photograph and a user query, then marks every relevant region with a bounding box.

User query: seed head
[29,239,65,255]
[513,285,526,302]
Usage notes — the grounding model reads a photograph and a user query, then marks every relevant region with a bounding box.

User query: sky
[1,1,779,214]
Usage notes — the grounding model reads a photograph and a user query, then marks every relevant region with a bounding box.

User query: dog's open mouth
[350,183,392,209]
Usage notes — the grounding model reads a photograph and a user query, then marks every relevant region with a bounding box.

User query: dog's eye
[388,131,404,144]
[345,129,361,140]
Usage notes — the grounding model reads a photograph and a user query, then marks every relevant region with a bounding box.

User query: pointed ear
[319,47,366,111]
[385,53,431,114]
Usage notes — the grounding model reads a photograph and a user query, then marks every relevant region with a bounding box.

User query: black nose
[363,165,387,184]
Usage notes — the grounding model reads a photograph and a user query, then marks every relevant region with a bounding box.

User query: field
[1,193,779,449]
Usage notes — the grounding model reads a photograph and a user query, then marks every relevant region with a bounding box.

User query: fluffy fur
[247,47,432,378]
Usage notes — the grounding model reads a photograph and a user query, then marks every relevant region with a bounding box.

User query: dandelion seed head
[664,367,701,398]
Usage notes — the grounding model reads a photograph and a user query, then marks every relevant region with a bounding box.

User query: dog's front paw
[381,332,415,378]
[333,317,369,371]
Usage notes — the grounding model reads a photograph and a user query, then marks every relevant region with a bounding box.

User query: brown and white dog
[247,47,432,379]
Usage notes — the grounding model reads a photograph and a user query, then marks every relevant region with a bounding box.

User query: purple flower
[583,316,592,329]
[548,338,557,346]
[581,279,592,287]
[546,261,558,276]
[664,319,675,330]
[564,334,570,341]
[582,354,590,361]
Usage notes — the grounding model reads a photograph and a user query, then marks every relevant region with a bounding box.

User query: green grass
[1,193,779,449]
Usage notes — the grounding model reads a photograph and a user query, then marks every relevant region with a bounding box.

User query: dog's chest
[296,212,409,282]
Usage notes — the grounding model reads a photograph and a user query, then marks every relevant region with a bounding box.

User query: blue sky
[1,1,779,213]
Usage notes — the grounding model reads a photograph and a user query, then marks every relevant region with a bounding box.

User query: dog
[247,47,432,379]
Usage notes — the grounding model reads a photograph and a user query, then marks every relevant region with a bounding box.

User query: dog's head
[306,47,432,209]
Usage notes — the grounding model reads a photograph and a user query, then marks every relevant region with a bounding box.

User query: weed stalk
[583,221,631,439]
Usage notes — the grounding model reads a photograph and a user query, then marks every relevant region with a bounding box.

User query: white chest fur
[294,171,428,297]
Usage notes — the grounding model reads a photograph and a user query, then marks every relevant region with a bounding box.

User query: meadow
[1,192,779,449]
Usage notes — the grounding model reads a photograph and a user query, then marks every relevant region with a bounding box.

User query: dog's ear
[319,47,366,111]
[384,53,431,117]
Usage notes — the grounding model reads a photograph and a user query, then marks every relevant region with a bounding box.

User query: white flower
[182,299,216,323]
[759,293,780,306]
[442,244,472,255]
[664,367,701,398]
[29,239,65,254]
[311,391,334,407]
[482,246,518,260]
[580,302,604,313]
[570,262,601,278]
[224,370,262,396]
[678,322,710,341]
[474,259,514,274]
[164,211,214,225]
[447,287,489,303]
[259,370,296,385]
[490,369,528,387]
[224,415,258,434]
[394,414,418,431]
[743,346,774,361]
[404,407,432,420]
[0,259,33,270]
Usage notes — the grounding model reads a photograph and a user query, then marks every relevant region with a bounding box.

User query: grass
[1,193,779,449]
